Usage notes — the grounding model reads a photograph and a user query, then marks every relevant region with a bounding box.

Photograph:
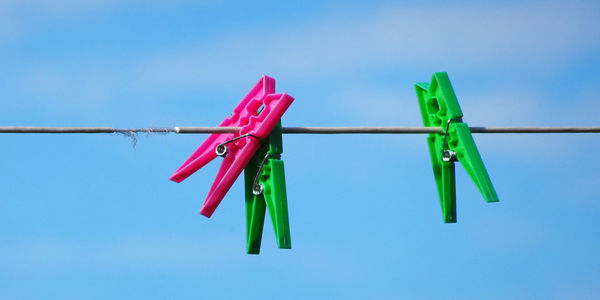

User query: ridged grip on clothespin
[415,72,498,223]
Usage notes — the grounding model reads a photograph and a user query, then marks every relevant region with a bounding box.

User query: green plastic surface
[243,121,291,254]
[415,72,499,223]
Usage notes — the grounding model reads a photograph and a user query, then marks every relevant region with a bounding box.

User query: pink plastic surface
[169,75,294,217]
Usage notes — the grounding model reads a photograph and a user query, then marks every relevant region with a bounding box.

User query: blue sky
[0,0,599,299]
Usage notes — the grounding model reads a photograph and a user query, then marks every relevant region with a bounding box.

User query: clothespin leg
[263,159,291,249]
[427,135,457,223]
[244,160,267,254]
[453,123,499,203]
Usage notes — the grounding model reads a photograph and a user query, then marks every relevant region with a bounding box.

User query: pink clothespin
[170,75,294,217]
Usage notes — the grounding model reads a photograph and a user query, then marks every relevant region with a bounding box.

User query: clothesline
[0,126,598,134]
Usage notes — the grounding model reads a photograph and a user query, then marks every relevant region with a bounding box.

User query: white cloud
[131,0,600,88]
[0,0,125,54]
[0,1,203,46]
[7,0,600,122]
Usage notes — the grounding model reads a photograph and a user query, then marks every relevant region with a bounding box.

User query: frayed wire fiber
[116,130,138,148]
[114,128,175,148]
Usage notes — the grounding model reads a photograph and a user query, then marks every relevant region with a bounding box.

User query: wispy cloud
[132,0,600,87]
[13,0,599,93]
[5,0,599,124]
[0,0,121,45]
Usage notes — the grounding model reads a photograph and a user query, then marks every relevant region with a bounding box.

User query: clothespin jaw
[169,75,294,218]
[244,121,291,254]
[415,72,498,223]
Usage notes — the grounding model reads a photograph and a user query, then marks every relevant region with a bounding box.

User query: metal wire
[0,126,598,134]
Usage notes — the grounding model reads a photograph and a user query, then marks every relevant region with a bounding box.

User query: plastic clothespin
[415,72,498,223]
[170,75,294,217]
[244,120,291,254]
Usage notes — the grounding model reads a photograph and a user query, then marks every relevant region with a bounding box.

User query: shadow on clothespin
[170,75,294,218]
[244,120,291,254]
[415,72,498,223]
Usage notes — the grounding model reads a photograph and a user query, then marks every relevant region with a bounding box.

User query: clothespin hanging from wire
[415,72,499,223]
[169,75,294,217]
[244,120,291,254]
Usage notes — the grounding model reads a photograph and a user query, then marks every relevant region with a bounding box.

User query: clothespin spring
[251,153,280,195]
[441,118,462,162]
[215,134,260,157]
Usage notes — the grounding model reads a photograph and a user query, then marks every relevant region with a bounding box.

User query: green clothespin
[415,72,499,223]
[243,120,291,254]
